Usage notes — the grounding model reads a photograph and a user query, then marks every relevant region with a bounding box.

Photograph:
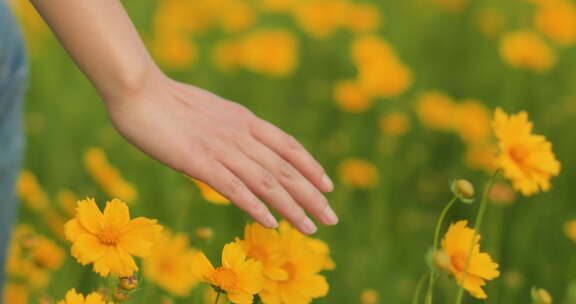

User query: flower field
[5,0,576,303]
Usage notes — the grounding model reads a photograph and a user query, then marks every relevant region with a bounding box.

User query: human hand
[105,70,338,234]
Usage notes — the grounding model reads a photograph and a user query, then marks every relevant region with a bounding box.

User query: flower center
[281,262,296,282]
[212,267,238,290]
[247,246,268,263]
[508,145,529,166]
[97,227,121,245]
[451,252,468,273]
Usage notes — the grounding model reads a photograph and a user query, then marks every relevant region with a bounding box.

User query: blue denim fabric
[0,0,27,301]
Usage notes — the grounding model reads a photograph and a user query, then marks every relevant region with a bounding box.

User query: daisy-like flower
[64,198,163,277]
[56,289,111,304]
[143,230,198,296]
[191,242,264,304]
[236,223,288,281]
[492,108,561,196]
[440,221,499,299]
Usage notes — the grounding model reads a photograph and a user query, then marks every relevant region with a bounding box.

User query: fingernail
[264,213,278,228]
[322,206,339,225]
[302,217,317,235]
[322,174,334,192]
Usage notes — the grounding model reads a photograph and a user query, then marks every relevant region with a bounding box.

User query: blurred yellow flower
[333,80,372,113]
[379,112,411,137]
[192,178,230,205]
[64,198,163,277]
[18,170,49,211]
[31,236,65,270]
[492,108,561,196]
[564,220,576,243]
[535,0,576,46]
[241,29,299,77]
[7,0,48,56]
[500,30,556,73]
[441,220,499,299]
[259,221,331,304]
[344,3,383,34]
[3,283,28,304]
[489,182,517,205]
[454,100,491,144]
[293,0,348,39]
[58,189,78,218]
[196,227,215,240]
[416,91,456,131]
[360,288,379,304]
[56,289,110,304]
[465,143,497,173]
[84,147,138,203]
[213,39,243,73]
[153,32,197,70]
[191,242,264,304]
[339,158,379,189]
[351,36,412,99]
[144,230,198,296]
[477,8,505,37]
[219,1,256,33]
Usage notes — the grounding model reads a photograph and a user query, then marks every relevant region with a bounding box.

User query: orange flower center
[97,227,121,245]
[451,252,468,273]
[248,246,268,263]
[212,267,237,290]
[508,145,529,166]
[281,262,296,281]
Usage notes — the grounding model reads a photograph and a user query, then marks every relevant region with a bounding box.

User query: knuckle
[279,160,297,179]
[260,170,276,189]
[228,177,244,197]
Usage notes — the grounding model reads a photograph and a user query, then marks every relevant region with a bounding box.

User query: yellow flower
[441,221,499,299]
[360,288,379,304]
[153,32,197,70]
[379,112,411,137]
[3,283,28,304]
[31,236,65,270]
[64,198,163,277]
[333,80,372,113]
[204,287,228,304]
[293,0,348,39]
[564,220,576,243]
[535,0,576,46]
[191,242,264,304]
[144,230,198,296]
[492,108,561,196]
[454,100,491,144]
[84,148,138,203]
[259,221,331,304]
[236,223,287,281]
[17,170,49,211]
[219,1,255,33]
[56,289,111,304]
[477,8,505,37]
[351,36,412,99]
[241,29,299,77]
[338,158,379,189]
[192,179,230,205]
[500,30,556,73]
[344,3,382,34]
[415,91,456,131]
[7,0,48,56]
[213,39,243,73]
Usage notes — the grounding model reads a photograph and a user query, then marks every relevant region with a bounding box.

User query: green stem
[107,275,115,302]
[413,272,429,304]
[425,196,458,304]
[214,291,222,304]
[454,170,501,304]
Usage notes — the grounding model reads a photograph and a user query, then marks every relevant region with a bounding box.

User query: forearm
[30,0,158,101]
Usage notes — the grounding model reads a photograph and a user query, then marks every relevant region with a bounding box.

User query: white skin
[30,0,338,234]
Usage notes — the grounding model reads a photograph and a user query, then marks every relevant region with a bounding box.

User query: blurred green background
[6,0,576,303]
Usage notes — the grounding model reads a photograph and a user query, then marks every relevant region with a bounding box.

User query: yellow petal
[102,199,130,229]
[227,292,253,304]
[190,252,215,282]
[70,234,107,265]
[64,219,89,242]
[222,242,246,270]
[119,217,162,257]
[85,292,105,304]
[107,246,138,277]
[76,198,103,234]
[64,289,85,303]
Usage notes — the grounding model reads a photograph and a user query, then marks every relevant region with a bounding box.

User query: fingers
[195,161,279,229]
[238,137,339,226]
[250,119,334,193]
[218,147,319,235]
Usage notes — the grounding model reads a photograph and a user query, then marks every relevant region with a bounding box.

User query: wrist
[97,62,166,106]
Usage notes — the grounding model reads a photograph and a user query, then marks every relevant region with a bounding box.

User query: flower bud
[532,287,553,304]
[360,288,379,304]
[113,289,129,302]
[433,250,452,272]
[451,179,475,203]
[196,227,214,240]
[119,275,138,291]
